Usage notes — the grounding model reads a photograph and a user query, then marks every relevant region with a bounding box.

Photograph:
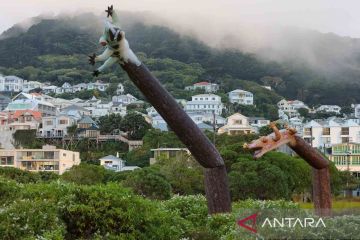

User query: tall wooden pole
[120,62,231,213]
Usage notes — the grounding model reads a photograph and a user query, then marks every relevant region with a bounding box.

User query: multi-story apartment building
[185,82,219,93]
[228,89,254,105]
[0,75,23,92]
[302,118,360,148]
[185,94,224,115]
[277,99,309,118]
[218,113,255,135]
[316,105,341,114]
[0,145,80,174]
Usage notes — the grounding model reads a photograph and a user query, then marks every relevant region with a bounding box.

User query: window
[342,137,350,143]
[46,120,53,126]
[0,156,14,165]
[59,119,68,125]
[341,127,349,135]
[44,151,55,159]
[322,128,330,135]
[304,128,312,135]
[234,120,242,125]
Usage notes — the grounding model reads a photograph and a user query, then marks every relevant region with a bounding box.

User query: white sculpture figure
[89,5,141,77]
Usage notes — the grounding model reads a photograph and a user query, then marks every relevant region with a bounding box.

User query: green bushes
[123,168,172,200]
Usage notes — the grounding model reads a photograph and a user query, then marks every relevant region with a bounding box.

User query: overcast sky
[1,0,360,38]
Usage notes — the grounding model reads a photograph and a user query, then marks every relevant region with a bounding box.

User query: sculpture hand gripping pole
[89,6,231,214]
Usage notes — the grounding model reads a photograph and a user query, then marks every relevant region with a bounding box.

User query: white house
[187,112,226,126]
[248,117,270,131]
[228,89,254,105]
[99,154,139,172]
[60,105,90,120]
[185,94,224,115]
[218,113,255,135]
[82,97,113,118]
[185,82,219,93]
[40,114,77,138]
[277,99,309,118]
[111,102,127,116]
[87,80,109,92]
[6,93,57,116]
[42,85,58,94]
[0,75,23,92]
[22,81,43,92]
[112,94,138,105]
[316,105,341,114]
[302,118,360,148]
[72,83,88,92]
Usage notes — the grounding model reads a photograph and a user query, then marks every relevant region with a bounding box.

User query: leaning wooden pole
[120,62,232,214]
[244,124,332,216]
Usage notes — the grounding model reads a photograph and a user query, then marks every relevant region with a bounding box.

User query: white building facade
[228,89,254,105]
[185,94,224,115]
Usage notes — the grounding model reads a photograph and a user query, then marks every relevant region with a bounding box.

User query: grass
[299,199,360,209]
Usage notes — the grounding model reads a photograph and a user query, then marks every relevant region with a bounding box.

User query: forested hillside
[0,12,359,106]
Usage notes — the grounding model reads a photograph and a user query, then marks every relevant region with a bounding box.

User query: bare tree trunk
[120,62,231,213]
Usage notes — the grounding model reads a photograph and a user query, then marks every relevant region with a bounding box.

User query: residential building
[112,94,138,105]
[22,81,43,92]
[0,145,80,174]
[302,118,360,148]
[316,105,341,114]
[150,148,190,165]
[354,104,360,119]
[187,112,226,126]
[60,104,91,120]
[99,154,139,172]
[248,117,270,132]
[277,99,309,118]
[83,97,113,118]
[87,80,109,92]
[6,93,57,116]
[185,94,224,115]
[72,83,88,92]
[185,81,219,93]
[42,85,58,94]
[7,110,42,131]
[110,103,127,116]
[218,113,255,135]
[0,75,23,92]
[228,89,254,105]
[0,94,11,110]
[40,114,77,138]
[76,115,100,138]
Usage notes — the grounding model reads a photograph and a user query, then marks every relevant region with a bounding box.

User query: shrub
[61,164,107,185]
[123,168,172,200]
[0,167,40,183]
[0,199,66,239]
[0,177,22,204]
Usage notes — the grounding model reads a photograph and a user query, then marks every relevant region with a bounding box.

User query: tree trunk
[312,167,332,217]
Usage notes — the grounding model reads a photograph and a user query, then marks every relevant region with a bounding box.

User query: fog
[2,0,360,75]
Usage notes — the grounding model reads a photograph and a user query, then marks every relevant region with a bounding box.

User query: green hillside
[0,12,359,106]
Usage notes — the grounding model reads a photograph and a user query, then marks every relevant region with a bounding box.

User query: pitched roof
[13,110,42,120]
[78,115,96,124]
[99,155,122,161]
[194,82,210,86]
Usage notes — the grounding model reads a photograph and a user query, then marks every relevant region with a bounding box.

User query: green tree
[123,168,172,200]
[120,112,152,140]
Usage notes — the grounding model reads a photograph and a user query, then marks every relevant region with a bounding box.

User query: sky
[1,0,360,38]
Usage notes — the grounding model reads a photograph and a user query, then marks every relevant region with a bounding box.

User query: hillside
[0,12,359,106]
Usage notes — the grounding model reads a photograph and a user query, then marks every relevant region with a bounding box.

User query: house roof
[62,104,89,112]
[194,82,210,86]
[78,115,96,124]
[99,155,122,161]
[13,110,42,120]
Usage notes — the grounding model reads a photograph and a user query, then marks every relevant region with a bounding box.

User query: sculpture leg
[312,167,332,217]
[120,62,231,213]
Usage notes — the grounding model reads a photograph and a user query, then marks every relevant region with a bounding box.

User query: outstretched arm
[89,48,113,66]
[96,48,113,62]
[93,57,119,76]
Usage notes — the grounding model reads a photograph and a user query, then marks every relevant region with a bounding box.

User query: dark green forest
[0,12,359,107]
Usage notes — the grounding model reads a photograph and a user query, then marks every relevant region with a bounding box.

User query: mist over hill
[0,12,359,106]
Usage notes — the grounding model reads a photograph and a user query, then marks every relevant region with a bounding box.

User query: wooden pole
[312,168,332,216]
[120,62,231,213]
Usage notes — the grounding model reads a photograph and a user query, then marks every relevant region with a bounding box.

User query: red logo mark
[237,213,258,233]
